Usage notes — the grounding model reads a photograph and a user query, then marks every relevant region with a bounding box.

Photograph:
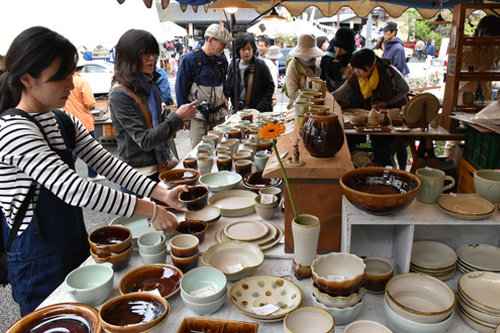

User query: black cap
[381,21,398,32]
[330,27,356,53]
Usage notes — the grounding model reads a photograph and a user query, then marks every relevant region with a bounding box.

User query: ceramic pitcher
[302,111,345,158]
[292,214,320,279]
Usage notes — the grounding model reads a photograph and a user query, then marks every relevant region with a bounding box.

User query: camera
[197,100,210,114]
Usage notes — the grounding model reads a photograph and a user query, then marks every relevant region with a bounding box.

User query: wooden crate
[457,157,476,194]
[102,124,115,137]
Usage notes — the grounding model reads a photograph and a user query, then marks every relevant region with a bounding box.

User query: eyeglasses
[140,52,158,60]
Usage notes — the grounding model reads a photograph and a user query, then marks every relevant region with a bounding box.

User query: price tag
[260,194,274,204]
[227,263,244,273]
[190,286,216,297]
[450,192,457,197]
[274,265,291,277]
[327,275,346,281]
[425,166,433,171]
[250,304,280,316]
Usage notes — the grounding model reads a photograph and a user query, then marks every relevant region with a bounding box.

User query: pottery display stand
[407,100,430,132]
[263,94,354,253]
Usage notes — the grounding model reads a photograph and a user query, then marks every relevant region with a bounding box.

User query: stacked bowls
[310,253,366,325]
[457,271,500,333]
[410,241,457,280]
[456,243,500,274]
[384,273,455,333]
[88,225,133,271]
[180,267,227,316]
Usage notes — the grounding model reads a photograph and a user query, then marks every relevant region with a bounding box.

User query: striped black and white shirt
[0,109,156,235]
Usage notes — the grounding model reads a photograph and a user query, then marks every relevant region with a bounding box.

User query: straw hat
[266,45,283,60]
[289,34,324,58]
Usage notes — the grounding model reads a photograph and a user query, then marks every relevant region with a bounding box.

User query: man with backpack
[175,23,233,148]
[415,38,425,61]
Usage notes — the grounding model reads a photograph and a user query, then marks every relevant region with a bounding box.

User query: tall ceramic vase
[292,214,320,279]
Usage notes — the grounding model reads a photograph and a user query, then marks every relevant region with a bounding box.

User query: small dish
[457,302,498,333]
[199,171,241,193]
[176,317,258,333]
[185,205,221,226]
[458,271,500,314]
[119,264,183,299]
[411,241,457,270]
[437,194,495,220]
[344,320,392,333]
[159,168,200,188]
[224,220,269,242]
[457,244,500,271]
[208,190,257,217]
[354,125,393,133]
[242,171,283,191]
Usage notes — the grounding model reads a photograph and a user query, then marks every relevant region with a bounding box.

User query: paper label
[327,275,346,281]
[450,192,457,197]
[260,194,274,204]
[425,166,433,171]
[190,286,216,297]
[250,303,280,316]
[274,265,291,277]
[227,263,244,273]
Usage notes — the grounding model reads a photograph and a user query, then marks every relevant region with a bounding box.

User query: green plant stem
[272,139,299,220]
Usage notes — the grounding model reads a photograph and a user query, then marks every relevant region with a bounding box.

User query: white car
[79,60,114,96]
[404,47,413,62]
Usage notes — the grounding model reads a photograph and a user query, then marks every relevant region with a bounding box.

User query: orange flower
[258,123,286,140]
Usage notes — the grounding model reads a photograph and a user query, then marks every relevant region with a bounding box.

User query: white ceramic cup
[138,232,166,255]
[198,156,214,175]
[139,246,168,265]
[254,151,271,171]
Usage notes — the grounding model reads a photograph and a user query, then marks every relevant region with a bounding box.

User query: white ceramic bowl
[312,280,365,308]
[199,171,242,193]
[385,273,456,324]
[180,266,227,304]
[284,307,335,333]
[181,289,226,316]
[311,292,364,325]
[311,252,366,296]
[201,241,264,281]
[383,296,454,333]
[64,263,114,306]
[344,320,392,333]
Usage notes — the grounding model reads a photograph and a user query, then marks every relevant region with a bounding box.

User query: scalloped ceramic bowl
[311,292,364,325]
[159,168,200,188]
[311,252,366,296]
[119,264,183,299]
[199,171,242,193]
[180,266,227,304]
[284,307,335,333]
[312,280,365,308]
[201,241,264,281]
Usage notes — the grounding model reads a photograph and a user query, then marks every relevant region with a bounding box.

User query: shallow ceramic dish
[176,317,259,333]
[403,93,440,125]
[5,303,102,333]
[385,273,456,324]
[457,302,497,333]
[224,220,278,245]
[229,275,303,321]
[458,295,500,326]
[159,168,200,187]
[411,241,457,270]
[343,108,369,115]
[242,171,283,191]
[180,266,227,304]
[312,280,365,308]
[64,263,114,306]
[208,190,257,217]
[215,221,284,251]
[199,171,242,193]
[457,244,500,271]
[437,194,495,220]
[119,264,183,299]
[284,307,334,333]
[340,167,421,216]
[458,271,500,314]
[224,220,269,242]
[344,320,392,333]
[311,252,366,296]
[181,289,227,316]
[311,292,364,325]
[202,241,264,281]
[354,125,393,133]
[184,205,221,226]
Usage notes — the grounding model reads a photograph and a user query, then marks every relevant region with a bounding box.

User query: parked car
[278,48,293,88]
[79,60,114,96]
[404,47,413,62]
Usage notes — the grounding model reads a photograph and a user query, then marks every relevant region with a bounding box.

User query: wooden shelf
[456,70,500,81]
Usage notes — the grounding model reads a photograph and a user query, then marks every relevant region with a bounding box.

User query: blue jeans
[417,50,422,61]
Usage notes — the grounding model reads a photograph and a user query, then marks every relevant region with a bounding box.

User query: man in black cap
[381,21,408,75]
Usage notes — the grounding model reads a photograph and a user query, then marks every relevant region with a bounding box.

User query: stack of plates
[457,271,500,333]
[215,220,283,251]
[229,275,303,322]
[456,244,500,274]
[410,241,457,280]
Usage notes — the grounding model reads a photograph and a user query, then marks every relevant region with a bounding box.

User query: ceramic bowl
[99,292,169,333]
[345,320,392,333]
[202,241,264,281]
[311,292,364,325]
[170,234,199,257]
[139,246,168,265]
[383,295,454,333]
[312,280,365,308]
[5,303,102,333]
[385,273,456,324]
[259,187,282,202]
[457,295,500,326]
[137,231,166,255]
[199,171,242,193]
[242,171,283,191]
[474,170,500,203]
[180,266,227,304]
[88,225,132,257]
[90,243,133,271]
[176,220,208,242]
[458,271,500,314]
[340,167,421,216]
[179,186,209,211]
[171,251,200,273]
[284,307,335,333]
[350,112,367,125]
[119,264,183,299]
[254,202,279,220]
[159,168,200,188]
[215,124,231,133]
[181,289,227,316]
[177,317,258,333]
[185,205,221,226]
[64,263,114,306]
[364,257,394,293]
[311,252,366,296]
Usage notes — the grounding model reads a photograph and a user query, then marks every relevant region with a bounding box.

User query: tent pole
[230,13,239,113]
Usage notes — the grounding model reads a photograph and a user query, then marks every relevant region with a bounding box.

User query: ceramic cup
[416,168,455,204]
[254,151,271,171]
[238,120,251,127]
[308,98,325,106]
[197,156,213,175]
[196,149,211,159]
[215,146,231,157]
[462,91,475,105]
[232,151,252,162]
[239,148,254,161]
[306,77,322,89]
[176,220,208,243]
[258,139,273,152]
[139,246,168,265]
[311,79,327,99]
[243,143,257,156]
[170,234,199,257]
[474,169,500,203]
[221,139,239,154]
[234,125,248,140]
[296,115,306,130]
[183,157,198,170]
[137,232,166,255]
[199,142,214,156]
[226,128,242,141]
[216,155,233,172]
[215,124,231,133]
[254,195,279,220]
[202,134,219,149]
[234,159,252,178]
[363,257,394,293]
[207,130,223,144]
[171,251,200,273]
[294,101,315,117]
[179,186,209,211]
[292,214,320,279]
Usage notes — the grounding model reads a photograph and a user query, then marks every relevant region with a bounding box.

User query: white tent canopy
[247,19,327,39]
[159,21,187,42]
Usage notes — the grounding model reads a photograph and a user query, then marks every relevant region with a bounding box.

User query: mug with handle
[416,168,456,203]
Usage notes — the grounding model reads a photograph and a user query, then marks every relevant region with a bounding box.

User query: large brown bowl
[119,264,183,299]
[340,167,421,215]
[88,225,132,257]
[6,303,102,333]
[159,168,200,187]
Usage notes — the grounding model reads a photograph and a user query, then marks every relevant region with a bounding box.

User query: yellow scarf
[358,66,379,99]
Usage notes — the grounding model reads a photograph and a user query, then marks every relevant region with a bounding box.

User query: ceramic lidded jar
[302,111,345,158]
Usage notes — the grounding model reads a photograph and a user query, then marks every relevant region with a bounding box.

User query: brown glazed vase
[302,111,345,158]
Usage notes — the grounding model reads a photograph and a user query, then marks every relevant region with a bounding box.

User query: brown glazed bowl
[90,243,133,271]
[99,292,169,333]
[176,220,208,242]
[177,317,259,333]
[159,168,200,188]
[5,303,102,333]
[119,264,183,299]
[340,167,421,216]
[88,225,132,257]
[179,186,209,211]
[242,171,283,192]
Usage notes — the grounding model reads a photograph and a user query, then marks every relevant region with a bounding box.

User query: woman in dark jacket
[227,33,275,112]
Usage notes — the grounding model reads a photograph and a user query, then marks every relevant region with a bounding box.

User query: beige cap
[204,23,234,44]
[266,45,283,60]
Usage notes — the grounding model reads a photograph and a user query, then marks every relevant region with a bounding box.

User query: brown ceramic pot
[302,111,345,158]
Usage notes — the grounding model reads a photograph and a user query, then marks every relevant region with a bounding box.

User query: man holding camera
[176,23,233,148]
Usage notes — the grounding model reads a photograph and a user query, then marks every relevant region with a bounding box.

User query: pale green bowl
[199,171,242,193]
[180,266,227,304]
[64,263,114,306]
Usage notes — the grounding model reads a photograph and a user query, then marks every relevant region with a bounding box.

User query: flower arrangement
[258,122,299,220]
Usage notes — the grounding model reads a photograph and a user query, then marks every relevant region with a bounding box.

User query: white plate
[411,241,457,270]
[215,221,283,251]
[208,190,257,217]
[437,194,495,220]
[459,271,500,313]
[224,220,278,245]
[457,244,500,271]
[224,220,269,242]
